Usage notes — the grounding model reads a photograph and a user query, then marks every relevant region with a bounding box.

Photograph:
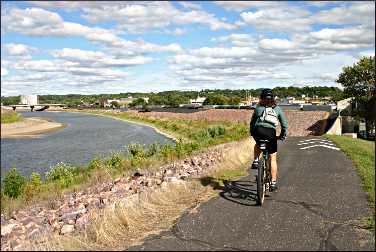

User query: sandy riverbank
[1,117,66,139]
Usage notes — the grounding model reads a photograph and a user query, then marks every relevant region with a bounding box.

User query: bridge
[2,104,66,112]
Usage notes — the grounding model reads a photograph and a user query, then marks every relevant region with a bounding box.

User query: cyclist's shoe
[251,160,258,169]
[270,181,278,192]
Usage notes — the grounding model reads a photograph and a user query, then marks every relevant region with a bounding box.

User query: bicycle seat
[258,139,269,150]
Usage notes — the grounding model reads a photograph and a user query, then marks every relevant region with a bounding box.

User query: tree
[3,167,26,198]
[203,94,229,105]
[336,56,375,138]
[110,101,120,108]
[129,98,146,107]
[227,96,241,105]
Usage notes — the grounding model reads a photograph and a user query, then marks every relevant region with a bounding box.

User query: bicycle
[255,139,272,206]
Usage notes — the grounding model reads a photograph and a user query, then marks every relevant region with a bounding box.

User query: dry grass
[26,138,255,251]
[207,138,254,180]
[27,182,210,251]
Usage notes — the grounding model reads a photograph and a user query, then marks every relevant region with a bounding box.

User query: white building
[190,96,206,105]
[20,95,38,105]
[284,97,306,104]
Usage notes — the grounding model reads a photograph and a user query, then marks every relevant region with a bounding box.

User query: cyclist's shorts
[253,126,277,154]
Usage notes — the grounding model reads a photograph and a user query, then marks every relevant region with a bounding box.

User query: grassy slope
[325,135,375,232]
[82,110,249,146]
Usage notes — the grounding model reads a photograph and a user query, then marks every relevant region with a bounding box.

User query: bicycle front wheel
[256,157,265,206]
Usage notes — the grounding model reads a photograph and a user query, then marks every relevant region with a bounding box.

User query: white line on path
[300,144,340,150]
[297,141,335,146]
[299,139,332,143]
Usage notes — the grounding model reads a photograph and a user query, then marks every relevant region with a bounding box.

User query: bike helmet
[260,88,274,99]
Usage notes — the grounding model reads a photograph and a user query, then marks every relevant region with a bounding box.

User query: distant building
[20,95,38,105]
[309,99,323,105]
[190,96,206,106]
[241,95,259,105]
[283,97,306,104]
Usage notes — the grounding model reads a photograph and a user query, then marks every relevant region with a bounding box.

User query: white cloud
[309,25,374,46]
[1,68,8,76]
[173,8,239,31]
[214,1,286,12]
[4,43,38,57]
[51,48,104,62]
[2,7,183,56]
[51,48,153,67]
[14,60,61,72]
[179,1,202,10]
[168,21,375,87]
[240,7,312,32]
[259,39,295,50]
[2,7,63,35]
[313,2,375,26]
[30,2,238,32]
[191,46,257,58]
[212,33,257,47]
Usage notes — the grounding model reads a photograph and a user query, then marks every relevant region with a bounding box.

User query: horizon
[1,1,375,96]
[0,85,343,98]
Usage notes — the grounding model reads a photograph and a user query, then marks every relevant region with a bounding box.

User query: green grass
[325,134,375,233]
[1,110,22,123]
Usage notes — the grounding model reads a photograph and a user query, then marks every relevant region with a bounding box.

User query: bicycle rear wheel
[256,157,266,205]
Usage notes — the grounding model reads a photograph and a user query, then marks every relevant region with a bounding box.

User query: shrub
[207,126,226,138]
[175,140,185,159]
[23,172,42,202]
[88,155,103,170]
[196,129,211,140]
[30,172,42,189]
[146,142,161,158]
[45,162,74,188]
[161,144,175,161]
[3,167,26,198]
[126,143,146,158]
[1,110,22,124]
[106,152,124,170]
[184,142,200,155]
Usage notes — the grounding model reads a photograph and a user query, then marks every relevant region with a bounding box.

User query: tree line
[1,86,343,107]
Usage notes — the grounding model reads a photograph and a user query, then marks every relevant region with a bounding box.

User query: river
[1,111,174,178]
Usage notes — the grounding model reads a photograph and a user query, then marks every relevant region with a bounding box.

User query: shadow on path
[200,175,262,206]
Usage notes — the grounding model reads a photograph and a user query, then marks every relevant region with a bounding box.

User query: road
[128,136,375,251]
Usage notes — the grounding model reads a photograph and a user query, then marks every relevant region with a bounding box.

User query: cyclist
[249,88,288,191]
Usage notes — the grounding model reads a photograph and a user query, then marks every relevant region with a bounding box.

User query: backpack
[260,107,279,126]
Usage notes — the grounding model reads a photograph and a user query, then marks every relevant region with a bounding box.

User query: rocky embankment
[0,143,230,251]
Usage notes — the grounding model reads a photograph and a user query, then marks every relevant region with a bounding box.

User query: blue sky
[1,1,375,96]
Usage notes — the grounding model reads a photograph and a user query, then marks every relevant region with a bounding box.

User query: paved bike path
[128,136,374,251]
